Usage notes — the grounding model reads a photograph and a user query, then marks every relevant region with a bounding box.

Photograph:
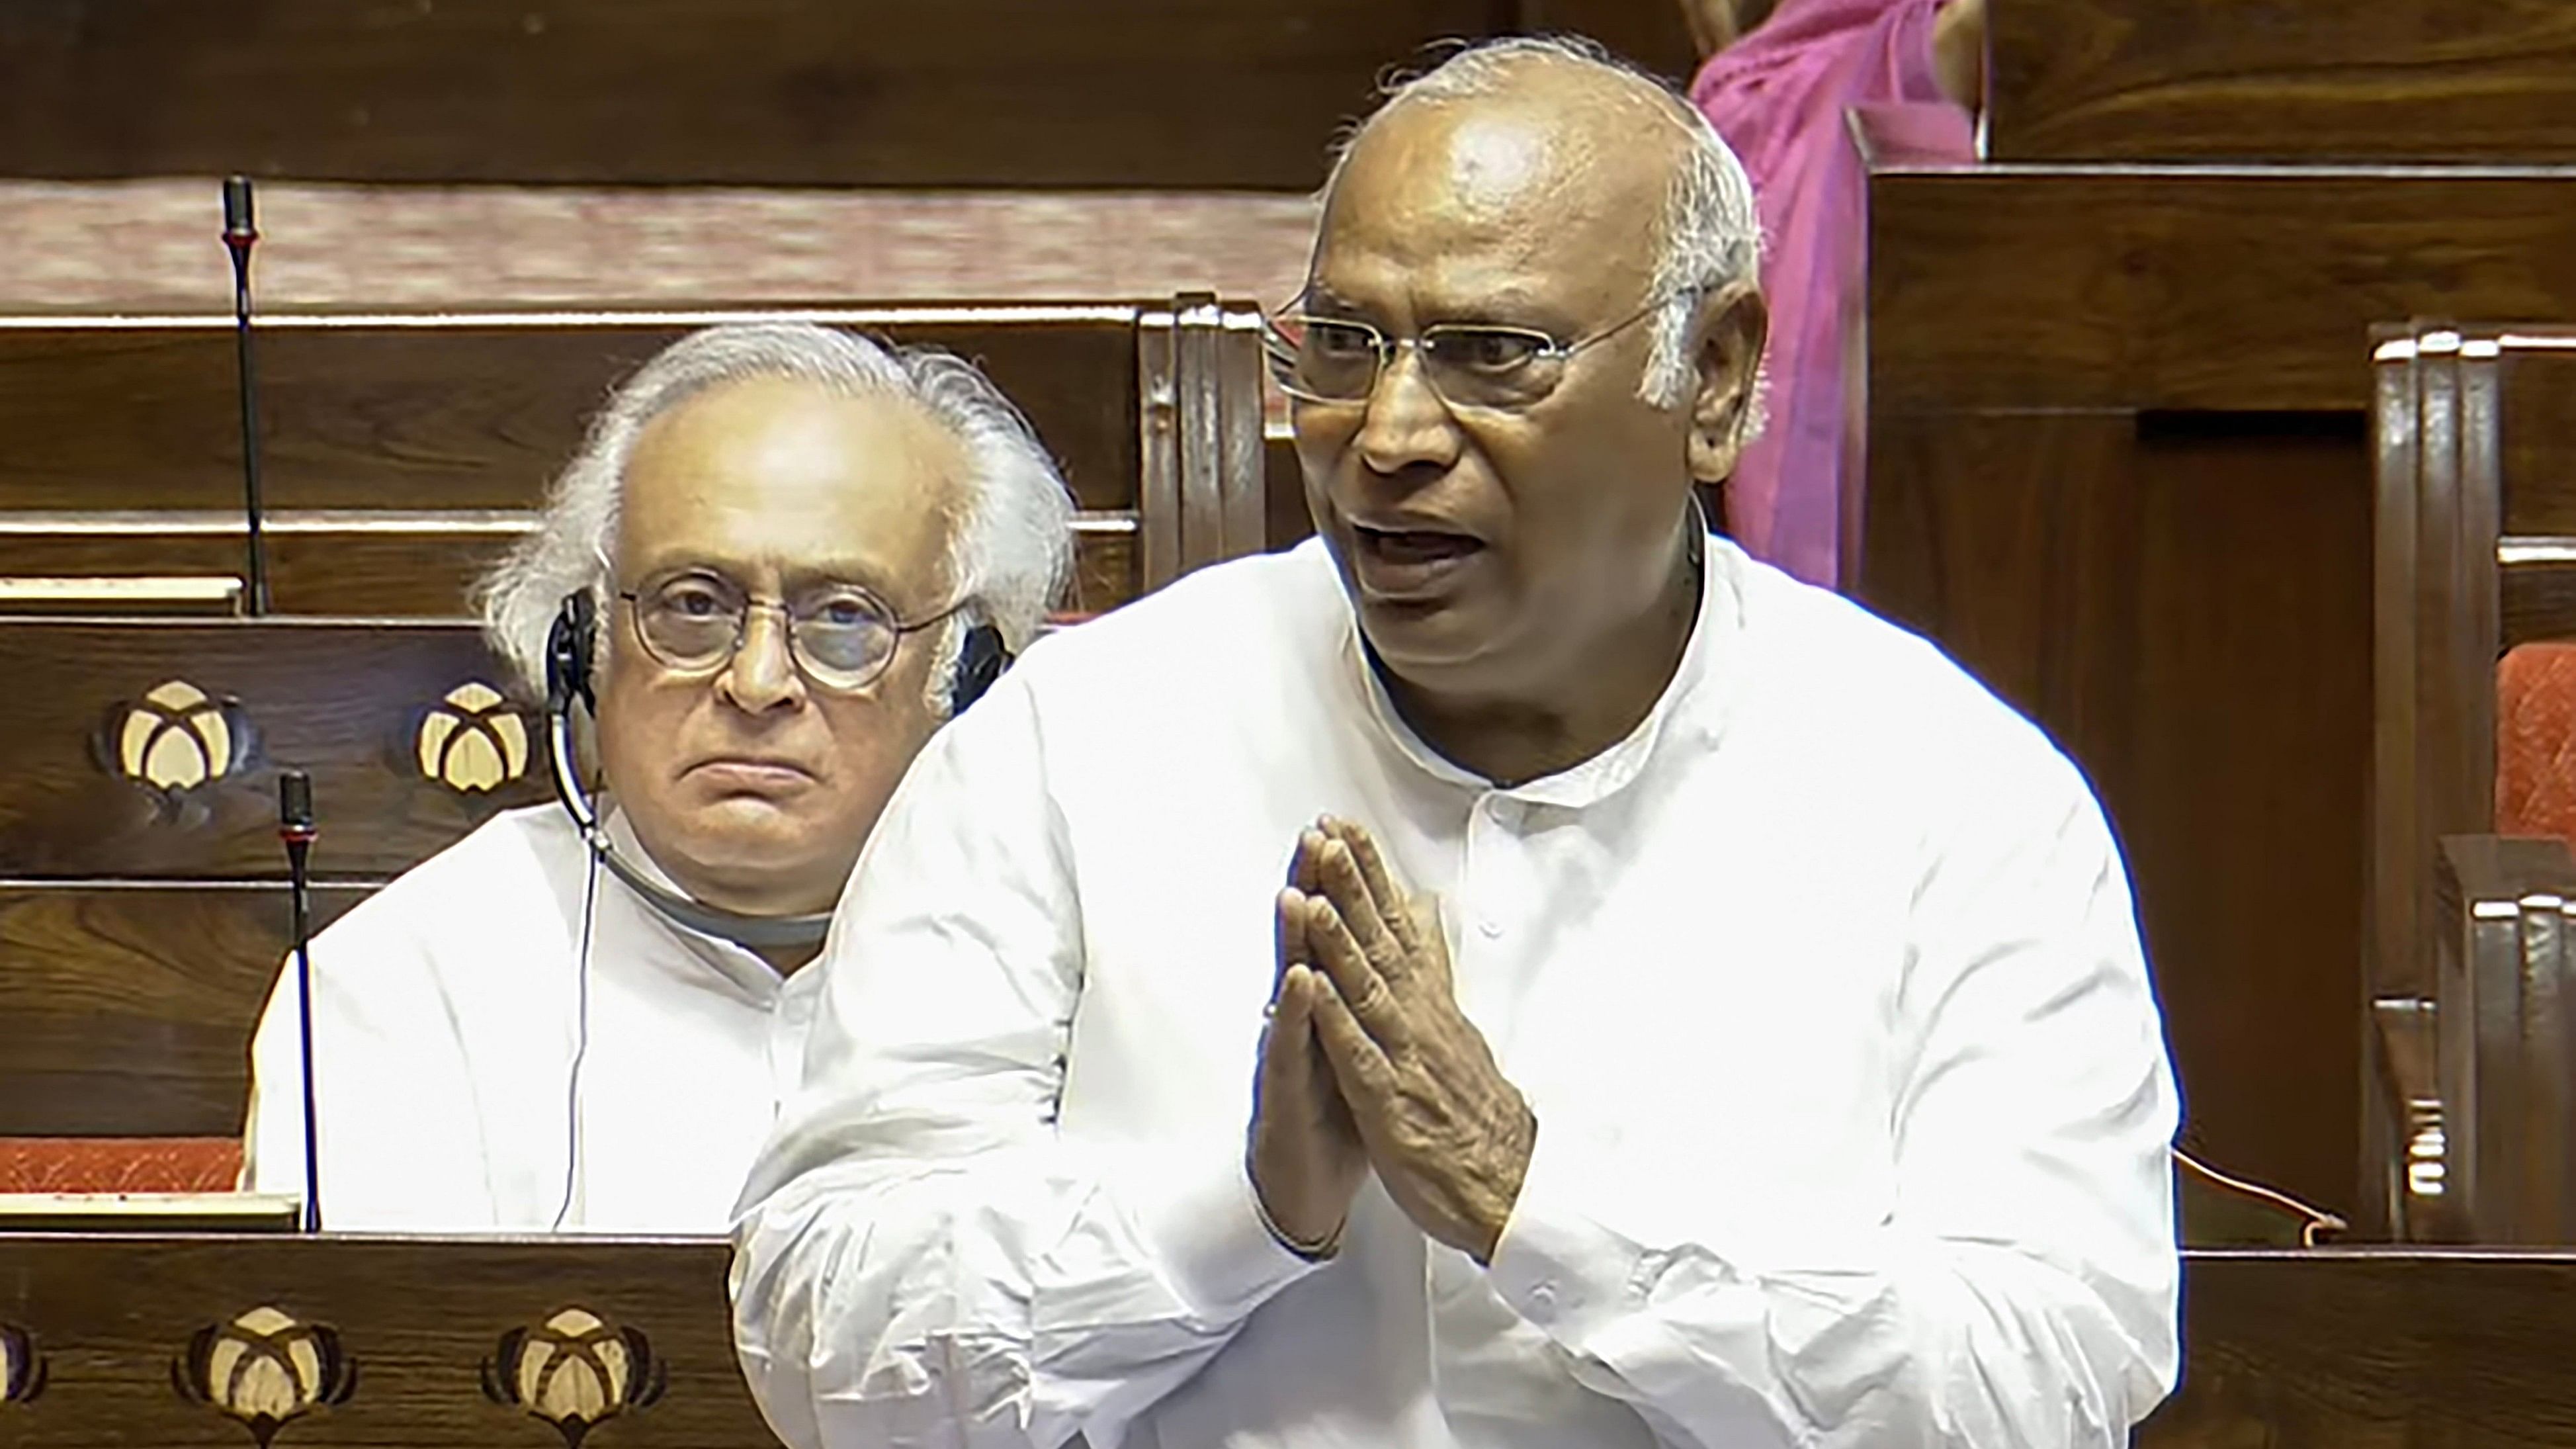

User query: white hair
[1321,34,1766,437]
[476,321,1075,718]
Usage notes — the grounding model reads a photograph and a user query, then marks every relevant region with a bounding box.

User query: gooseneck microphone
[278,769,322,1232]
[222,176,271,617]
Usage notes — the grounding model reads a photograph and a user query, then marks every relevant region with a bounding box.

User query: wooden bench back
[2370,324,2576,1241]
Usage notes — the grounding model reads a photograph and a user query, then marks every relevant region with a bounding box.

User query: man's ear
[1686,285,1768,485]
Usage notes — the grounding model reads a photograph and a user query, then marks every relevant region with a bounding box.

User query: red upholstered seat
[0,1137,241,1194]
[2497,642,2576,846]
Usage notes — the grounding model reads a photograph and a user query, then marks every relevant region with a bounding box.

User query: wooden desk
[2142,1249,2576,1447]
[0,1235,768,1447]
[0,1241,2567,1446]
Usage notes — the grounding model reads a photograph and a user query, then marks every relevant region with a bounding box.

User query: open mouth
[1350,524,1486,598]
[1357,526,1482,564]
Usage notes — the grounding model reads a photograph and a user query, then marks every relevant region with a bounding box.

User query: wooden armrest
[2426,834,2576,1242]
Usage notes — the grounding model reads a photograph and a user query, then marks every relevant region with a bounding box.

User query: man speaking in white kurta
[731,38,2180,1449]
[241,322,1072,1231]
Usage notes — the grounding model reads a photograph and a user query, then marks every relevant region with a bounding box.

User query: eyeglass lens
[632,571,900,687]
[1277,319,1563,408]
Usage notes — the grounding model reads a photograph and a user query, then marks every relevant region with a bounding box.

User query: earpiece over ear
[545,591,597,715]
[949,619,1011,718]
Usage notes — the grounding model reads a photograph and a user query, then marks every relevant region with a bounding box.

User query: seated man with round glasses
[734,36,2175,1449]
[241,322,1072,1232]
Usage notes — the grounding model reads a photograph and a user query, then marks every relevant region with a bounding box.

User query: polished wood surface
[1989,0,2576,163]
[0,1242,2568,1446]
[0,884,368,1138]
[0,1236,771,1447]
[2139,1250,2576,1447]
[0,514,1146,618]
[1858,166,2576,1233]
[2366,328,2576,1239]
[1866,170,2576,416]
[0,312,1144,513]
[2425,837,2576,1245]
[0,1,1692,190]
[1866,407,2372,1229]
[0,619,545,881]
[2505,562,2576,649]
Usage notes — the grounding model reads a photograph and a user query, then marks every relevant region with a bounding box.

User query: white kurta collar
[1340,527,1743,812]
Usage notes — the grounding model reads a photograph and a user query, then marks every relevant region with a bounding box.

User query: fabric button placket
[1469,793,1514,940]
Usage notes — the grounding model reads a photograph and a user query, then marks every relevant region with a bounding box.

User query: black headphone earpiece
[949,619,1009,718]
[545,590,597,715]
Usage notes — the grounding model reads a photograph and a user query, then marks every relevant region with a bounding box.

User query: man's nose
[1352,345,1463,479]
[716,606,806,713]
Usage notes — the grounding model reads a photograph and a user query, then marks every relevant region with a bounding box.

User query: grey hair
[476,321,1074,718]
[1320,34,1766,438]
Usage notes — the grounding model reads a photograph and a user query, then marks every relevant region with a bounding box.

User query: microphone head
[279,769,313,831]
[222,175,257,244]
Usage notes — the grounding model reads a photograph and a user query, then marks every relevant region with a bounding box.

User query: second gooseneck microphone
[278,770,322,1232]
[222,175,271,617]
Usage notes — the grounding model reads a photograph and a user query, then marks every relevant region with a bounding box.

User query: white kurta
[244,805,822,1233]
[732,537,2180,1449]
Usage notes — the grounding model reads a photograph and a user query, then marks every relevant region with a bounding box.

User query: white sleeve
[730,674,1321,1449]
[1481,753,2180,1448]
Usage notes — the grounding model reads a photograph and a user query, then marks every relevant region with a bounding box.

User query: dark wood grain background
[0,315,1146,513]
[0,0,1696,189]
[0,884,368,1137]
[1858,162,2576,1233]
[0,619,546,879]
[1989,0,2576,164]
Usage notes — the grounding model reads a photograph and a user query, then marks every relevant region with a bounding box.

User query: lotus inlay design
[0,1322,45,1406]
[482,1307,667,1448]
[417,681,533,793]
[173,1306,355,1448]
[110,680,245,793]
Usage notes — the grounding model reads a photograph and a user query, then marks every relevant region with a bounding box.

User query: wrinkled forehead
[1312,88,1676,325]
[614,376,966,592]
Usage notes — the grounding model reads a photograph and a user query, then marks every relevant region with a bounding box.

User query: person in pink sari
[1682,0,1984,588]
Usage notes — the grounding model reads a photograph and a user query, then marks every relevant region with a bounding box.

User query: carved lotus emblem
[481,1307,665,1448]
[110,679,247,793]
[0,1322,45,1405]
[173,1306,356,1447]
[416,681,533,794]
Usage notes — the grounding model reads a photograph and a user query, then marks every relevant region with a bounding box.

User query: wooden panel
[0,516,1145,618]
[5,1243,2576,1446]
[2500,347,2576,536]
[1862,410,2373,1223]
[1863,166,2576,1231]
[0,313,1142,513]
[0,0,1500,189]
[2141,1250,2576,1447]
[0,1237,772,1447]
[0,521,508,617]
[1990,0,2576,164]
[1866,169,2576,414]
[0,619,546,880]
[2504,560,2576,649]
[1515,0,1698,84]
[1265,435,1317,550]
[0,883,370,1137]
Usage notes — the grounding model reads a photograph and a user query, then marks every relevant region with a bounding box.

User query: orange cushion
[2497,642,2576,845]
[0,1137,242,1194]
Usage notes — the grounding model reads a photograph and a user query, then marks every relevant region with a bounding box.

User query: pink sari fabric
[1689,0,1975,588]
